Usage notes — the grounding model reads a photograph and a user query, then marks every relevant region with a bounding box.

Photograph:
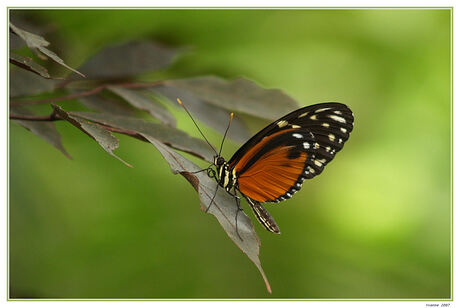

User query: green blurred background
[9,9,451,298]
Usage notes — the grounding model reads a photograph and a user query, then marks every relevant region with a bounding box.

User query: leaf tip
[75,70,86,78]
[256,264,272,294]
[119,158,133,168]
[63,152,73,160]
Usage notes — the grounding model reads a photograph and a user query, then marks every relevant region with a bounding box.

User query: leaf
[71,112,214,162]
[10,53,51,78]
[52,105,132,167]
[143,136,271,293]
[74,92,138,117]
[10,32,25,50]
[163,76,299,121]
[108,86,176,127]
[75,40,180,80]
[10,67,56,98]
[9,22,85,77]
[10,105,71,159]
[152,85,252,144]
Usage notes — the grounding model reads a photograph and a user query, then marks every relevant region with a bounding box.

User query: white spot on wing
[328,134,335,141]
[328,115,346,123]
[277,120,288,128]
[315,107,331,113]
[322,123,330,128]
[310,115,317,120]
[334,110,342,115]
[299,112,309,118]
[292,133,303,139]
[303,142,310,149]
[340,127,347,133]
[314,160,322,167]
[291,124,301,128]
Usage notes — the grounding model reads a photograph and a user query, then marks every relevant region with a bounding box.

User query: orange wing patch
[229,129,296,171]
[237,145,308,202]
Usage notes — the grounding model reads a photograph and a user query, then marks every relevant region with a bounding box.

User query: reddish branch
[9,80,168,141]
[10,112,144,141]
[10,81,164,106]
[9,113,61,121]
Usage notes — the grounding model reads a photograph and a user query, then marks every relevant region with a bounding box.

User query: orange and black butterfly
[178,99,354,234]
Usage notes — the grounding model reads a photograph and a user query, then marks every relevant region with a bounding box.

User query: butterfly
[178,99,354,234]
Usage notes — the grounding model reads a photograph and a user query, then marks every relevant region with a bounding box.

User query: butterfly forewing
[230,103,354,204]
[229,103,353,166]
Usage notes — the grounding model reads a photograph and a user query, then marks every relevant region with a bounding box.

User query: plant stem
[10,112,144,140]
[9,113,61,121]
[9,81,164,106]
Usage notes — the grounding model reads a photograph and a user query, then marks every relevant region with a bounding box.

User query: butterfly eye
[216,157,225,166]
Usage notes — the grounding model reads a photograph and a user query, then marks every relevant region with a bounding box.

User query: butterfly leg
[191,168,208,174]
[232,187,244,241]
[204,185,243,241]
[191,164,215,174]
[205,184,219,213]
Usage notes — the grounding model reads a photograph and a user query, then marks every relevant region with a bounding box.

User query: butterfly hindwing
[236,128,313,202]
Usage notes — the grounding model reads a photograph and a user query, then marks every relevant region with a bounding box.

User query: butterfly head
[213,155,226,167]
[203,156,226,182]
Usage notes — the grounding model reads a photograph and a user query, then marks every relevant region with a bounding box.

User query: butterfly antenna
[218,112,234,156]
[177,98,217,155]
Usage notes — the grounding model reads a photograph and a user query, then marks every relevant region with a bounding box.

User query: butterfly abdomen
[245,196,280,234]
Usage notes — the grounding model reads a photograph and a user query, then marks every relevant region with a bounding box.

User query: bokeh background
[9,9,451,298]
